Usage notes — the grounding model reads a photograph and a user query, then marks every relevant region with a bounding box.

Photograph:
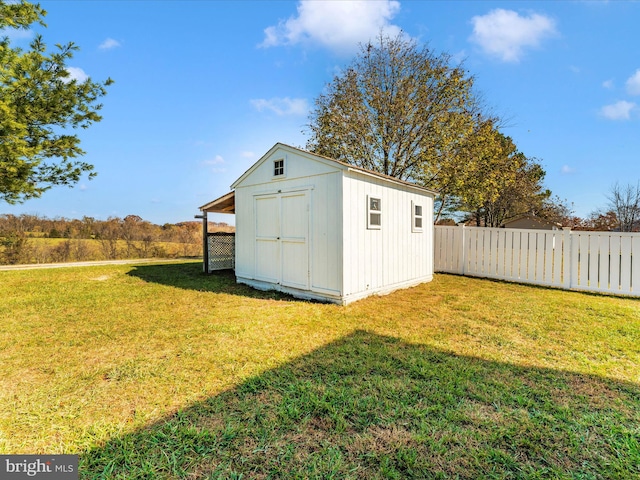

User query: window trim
[367,195,382,230]
[412,201,423,233]
[273,157,286,178]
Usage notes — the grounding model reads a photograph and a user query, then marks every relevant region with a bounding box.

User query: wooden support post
[195,212,208,273]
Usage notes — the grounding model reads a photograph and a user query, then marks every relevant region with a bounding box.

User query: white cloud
[561,165,576,174]
[251,97,309,116]
[202,155,225,166]
[602,79,614,89]
[600,100,636,120]
[451,49,468,65]
[65,67,89,82]
[260,0,402,54]
[241,151,255,159]
[625,69,640,96]
[0,27,33,42]
[469,9,557,62]
[99,38,121,50]
[201,155,226,173]
[193,140,214,147]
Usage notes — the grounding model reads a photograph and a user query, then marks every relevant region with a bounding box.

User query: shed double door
[254,190,310,290]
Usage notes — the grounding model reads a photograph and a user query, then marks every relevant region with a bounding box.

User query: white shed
[201,143,436,304]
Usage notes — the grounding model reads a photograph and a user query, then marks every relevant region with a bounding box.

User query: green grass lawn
[1,261,638,479]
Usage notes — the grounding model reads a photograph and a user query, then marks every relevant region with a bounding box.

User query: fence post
[562,227,571,289]
[458,223,466,275]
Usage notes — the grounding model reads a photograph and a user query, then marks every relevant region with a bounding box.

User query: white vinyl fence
[434,225,640,296]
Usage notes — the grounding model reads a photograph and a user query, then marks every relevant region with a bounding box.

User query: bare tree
[0,233,31,264]
[95,217,122,259]
[607,182,640,232]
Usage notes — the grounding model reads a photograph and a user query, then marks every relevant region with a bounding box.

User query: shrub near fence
[434,225,640,296]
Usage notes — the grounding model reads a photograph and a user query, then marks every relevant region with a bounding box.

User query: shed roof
[200,190,235,214]
[232,143,438,196]
[201,142,438,213]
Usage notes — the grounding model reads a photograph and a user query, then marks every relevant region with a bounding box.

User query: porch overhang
[200,191,235,214]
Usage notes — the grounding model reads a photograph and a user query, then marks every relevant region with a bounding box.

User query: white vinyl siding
[234,148,342,298]
[342,172,433,301]
[231,143,434,304]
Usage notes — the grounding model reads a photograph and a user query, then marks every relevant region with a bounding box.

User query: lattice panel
[208,233,235,271]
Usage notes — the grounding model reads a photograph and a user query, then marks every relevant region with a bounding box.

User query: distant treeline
[0,214,233,265]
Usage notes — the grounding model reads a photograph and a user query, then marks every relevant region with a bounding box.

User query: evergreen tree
[0,0,112,203]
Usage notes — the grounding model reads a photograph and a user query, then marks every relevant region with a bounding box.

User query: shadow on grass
[440,272,640,302]
[127,262,296,301]
[81,331,640,479]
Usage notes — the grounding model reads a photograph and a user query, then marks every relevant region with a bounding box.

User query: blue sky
[3,0,639,225]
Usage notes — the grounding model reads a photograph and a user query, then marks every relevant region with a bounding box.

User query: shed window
[273,159,285,177]
[367,196,381,229]
[412,202,423,232]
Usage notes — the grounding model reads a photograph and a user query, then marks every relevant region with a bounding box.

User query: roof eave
[200,191,235,214]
